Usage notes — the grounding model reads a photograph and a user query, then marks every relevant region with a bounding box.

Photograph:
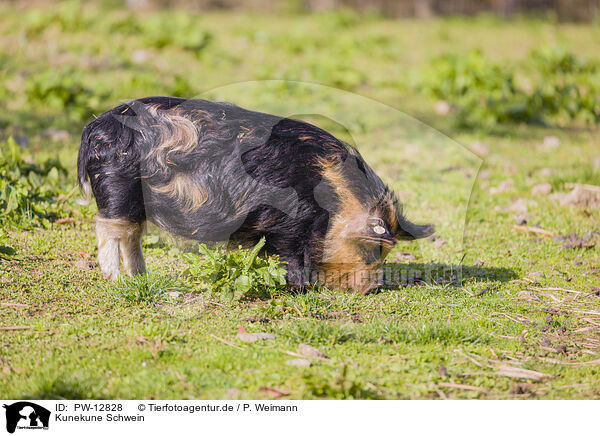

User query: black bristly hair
[78,96,433,293]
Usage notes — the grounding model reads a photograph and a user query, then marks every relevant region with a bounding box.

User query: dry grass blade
[2,366,26,374]
[134,335,151,345]
[433,386,449,400]
[532,286,581,294]
[454,349,485,368]
[564,182,600,193]
[0,326,31,331]
[1,303,28,308]
[517,290,543,302]
[513,225,555,237]
[581,318,600,327]
[260,386,290,398]
[537,358,600,366]
[438,382,488,393]
[491,312,530,324]
[570,309,600,316]
[497,365,550,381]
[535,291,562,303]
[58,184,79,204]
[461,288,474,297]
[279,348,304,358]
[297,343,329,360]
[210,334,246,350]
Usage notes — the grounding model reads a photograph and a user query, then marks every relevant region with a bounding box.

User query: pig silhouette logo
[3,402,50,433]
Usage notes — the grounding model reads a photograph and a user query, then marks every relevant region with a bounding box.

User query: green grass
[112,274,187,305]
[1,3,600,399]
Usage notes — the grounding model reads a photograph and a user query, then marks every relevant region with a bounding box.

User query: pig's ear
[395,218,434,240]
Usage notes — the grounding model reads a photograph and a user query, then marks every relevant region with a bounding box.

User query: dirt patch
[558,184,600,209]
[552,233,596,250]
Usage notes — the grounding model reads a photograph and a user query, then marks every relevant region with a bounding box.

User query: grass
[0,2,599,399]
[111,274,187,305]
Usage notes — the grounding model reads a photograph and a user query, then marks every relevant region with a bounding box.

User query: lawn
[0,2,599,399]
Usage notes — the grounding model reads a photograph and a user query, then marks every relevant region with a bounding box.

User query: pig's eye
[367,217,386,235]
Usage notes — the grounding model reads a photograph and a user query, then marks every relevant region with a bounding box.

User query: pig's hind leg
[95,217,146,280]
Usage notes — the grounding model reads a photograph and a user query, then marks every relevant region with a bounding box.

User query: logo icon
[3,402,50,434]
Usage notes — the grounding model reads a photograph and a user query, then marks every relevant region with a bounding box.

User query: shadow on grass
[413,109,597,142]
[279,315,494,347]
[245,262,518,300]
[302,366,381,399]
[381,262,517,289]
[0,245,16,258]
[24,377,100,400]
